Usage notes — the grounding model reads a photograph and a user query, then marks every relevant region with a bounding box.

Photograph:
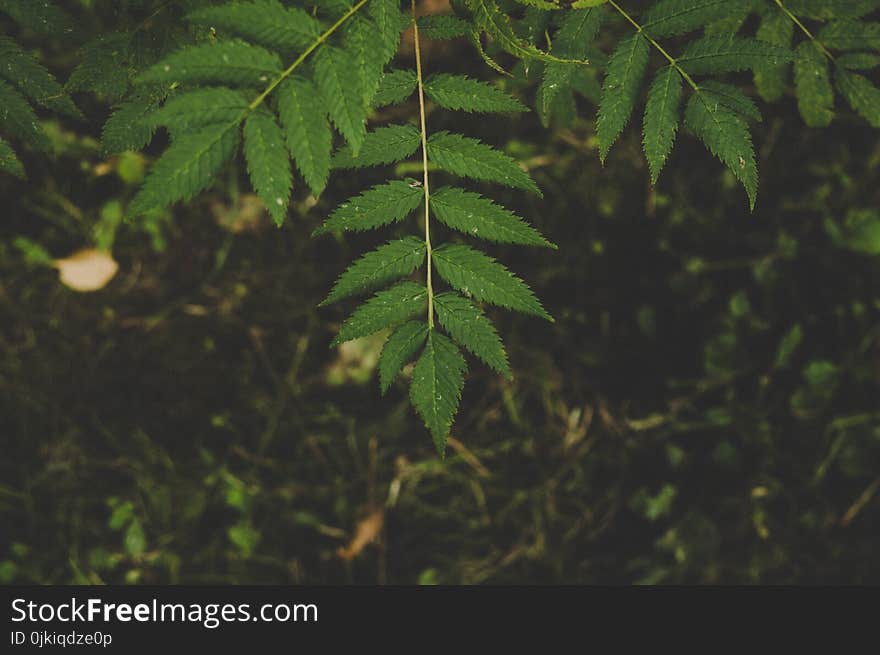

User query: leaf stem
[247,0,371,111]
[412,0,434,329]
[606,0,701,92]
[772,0,835,61]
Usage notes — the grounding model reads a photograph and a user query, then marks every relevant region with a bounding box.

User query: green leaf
[467,0,575,64]
[679,36,792,75]
[836,69,880,128]
[643,66,683,184]
[427,132,542,196]
[321,237,426,305]
[147,88,249,134]
[102,89,164,155]
[66,33,132,101]
[314,180,423,234]
[345,16,386,106]
[818,20,880,52]
[424,74,527,113]
[186,1,322,52]
[333,281,427,345]
[137,40,282,86]
[433,244,552,320]
[794,41,834,127]
[416,15,471,40]
[277,76,332,196]
[379,320,428,394]
[369,0,406,62]
[0,136,24,178]
[130,122,240,215]
[314,45,368,155]
[374,69,418,107]
[410,330,467,455]
[699,81,762,122]
[243,111,292,226]
[0,37,81,118]
[597,33,649,162]
[0,79,48,150]
[434,292,510,377]
[431,186,555,248]
[837,53,880,70]
[785,0,880,20]
[754,8,794,102]
[0,0,75,34]
[332,124,421,169]
[642,0,748,38]
[684,93,758,209]
[539,8,603,122]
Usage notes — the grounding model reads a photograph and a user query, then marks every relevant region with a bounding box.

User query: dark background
[1,1,879,584]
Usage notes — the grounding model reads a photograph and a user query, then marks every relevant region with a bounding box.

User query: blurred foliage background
[1,0,879,584]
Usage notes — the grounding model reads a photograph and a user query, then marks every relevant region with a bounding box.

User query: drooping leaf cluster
[316,5,554,454]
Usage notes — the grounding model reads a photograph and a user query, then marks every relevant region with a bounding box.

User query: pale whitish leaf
[333,281,427,345]
[428,132,542,196]
[186,1,322,52]
[597,33,649,162]
[314,180,423,234]
[794,41,834,127]
[684,94,758,209]
[379,320,428,394]
[754,8,794,102]
[431,186,555,248]
[277,76,332,196]
[699,81,762,122]
[425,74,527,113]
[433,244,552,320]
[374,70,417,107]
[540,8,603,123]
[416,15,471,40]
[369,0,406,62]
[642,0,748,38]
[643,66,683,184]
[130,122,240,215]
[243,111,292,226]
[434,292,510,378]
[0,37,81,118]
[836,69,880,128]
[136,40,282,86]
[314,45,368,155]
[147,88,249,133]
[332,124,421,169]
[679,36,792,75]
[321,237,426,305]
[54,249,118,292]
[0,79,48,150]
[410,330,467,455]
[0,136,24,178]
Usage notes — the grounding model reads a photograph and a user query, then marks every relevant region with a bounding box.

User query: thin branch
[773,0,835,61]
[412,0,435,329]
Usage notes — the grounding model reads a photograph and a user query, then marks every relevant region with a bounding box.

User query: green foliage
[119,0,407,222]
[643,66,683,183]
[0,29,79,177]
[597,33,650,162]
[318,7,553,451]
[409,330,467,455]
[243,111,292,225]
[427,132,542,196]
[424,74,528,113]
